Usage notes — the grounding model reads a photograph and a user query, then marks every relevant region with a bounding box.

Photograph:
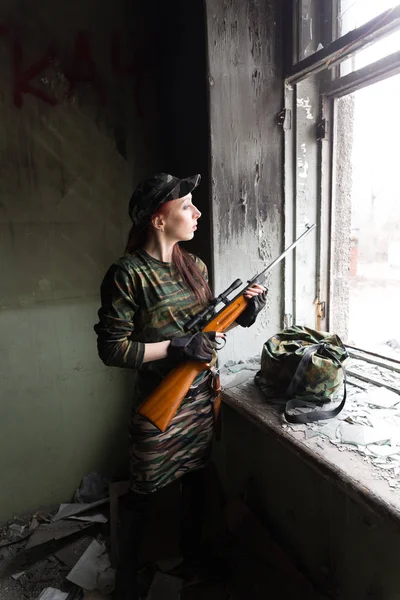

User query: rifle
[137,224,316,431]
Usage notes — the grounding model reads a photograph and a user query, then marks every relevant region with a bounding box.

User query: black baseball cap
[128,173,201,228]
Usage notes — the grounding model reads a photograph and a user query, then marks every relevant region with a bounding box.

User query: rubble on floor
[0,469,326,600]
[0,473,111,600]
[221,347,400,490]
[37,589,69,600]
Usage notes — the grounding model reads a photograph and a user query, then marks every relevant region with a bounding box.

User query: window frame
[283,2,400,340]
[288,4,400,85]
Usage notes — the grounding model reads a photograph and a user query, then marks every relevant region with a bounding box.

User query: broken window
[285,2,400,368]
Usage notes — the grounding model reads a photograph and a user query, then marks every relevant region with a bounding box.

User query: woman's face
[156,193,201,242]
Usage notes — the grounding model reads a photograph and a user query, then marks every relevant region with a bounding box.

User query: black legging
[113,469,208,599]
[113,491,149,599]
[181,468,208,556]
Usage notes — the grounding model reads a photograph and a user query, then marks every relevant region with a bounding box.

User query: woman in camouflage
[94,173,266,599]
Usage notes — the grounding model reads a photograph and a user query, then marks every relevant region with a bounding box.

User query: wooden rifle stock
[137,294,248,431]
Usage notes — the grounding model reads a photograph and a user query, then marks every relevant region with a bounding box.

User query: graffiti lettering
[110,31,154,116]
[110,30,136,76]
[68,30,106,105]
[13,36,58,107]
[0,26,149,110]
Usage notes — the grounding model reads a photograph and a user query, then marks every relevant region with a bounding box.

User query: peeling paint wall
[0,0,161,522]
[205,0,284,362]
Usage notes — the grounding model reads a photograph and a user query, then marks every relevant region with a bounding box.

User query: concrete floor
[0,470,329,600]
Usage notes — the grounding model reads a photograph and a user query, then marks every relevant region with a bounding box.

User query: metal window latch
[314,298,326,330]
[315,300,326,319]
[317,119,328,140]
[278,108,292,130]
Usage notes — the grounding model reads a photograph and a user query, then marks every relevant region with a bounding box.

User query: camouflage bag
[255,326,349,424]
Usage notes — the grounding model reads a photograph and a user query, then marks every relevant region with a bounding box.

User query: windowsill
[222,378,400,527]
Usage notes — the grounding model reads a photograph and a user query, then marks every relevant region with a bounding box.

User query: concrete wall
[0,0,161,522]
[0,0,284,522]
[218,403,400,600]
[205,0,285,364]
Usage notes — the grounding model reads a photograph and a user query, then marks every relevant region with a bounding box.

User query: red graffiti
[110,30,136,76]
[67,31,106,105]
[110,31,154,116]
[0,26,149,110]
[12,36,58,108]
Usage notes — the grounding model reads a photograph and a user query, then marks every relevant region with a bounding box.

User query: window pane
[340,26,400,75]
[339,0,400,37]
[298,0,327,59]
[332,73,400,358]
[297,2,400,66]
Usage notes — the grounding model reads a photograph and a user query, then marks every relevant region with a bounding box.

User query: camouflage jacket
[94,248,209,407]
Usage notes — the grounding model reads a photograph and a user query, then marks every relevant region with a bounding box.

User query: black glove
[236,290,267,328]
[167,332,217,363]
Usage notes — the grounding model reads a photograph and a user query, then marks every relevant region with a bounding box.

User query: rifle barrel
[250,223,316,284]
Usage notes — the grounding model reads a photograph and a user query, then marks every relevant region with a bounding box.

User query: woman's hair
[125,205,212,306]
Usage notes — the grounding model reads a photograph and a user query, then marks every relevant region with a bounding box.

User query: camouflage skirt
[128,388,214,495]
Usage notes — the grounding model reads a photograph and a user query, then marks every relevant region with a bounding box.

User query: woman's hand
[143,332,226,364]
[168,331,218,363]
[236,284,268,328]
[244,283,267,299]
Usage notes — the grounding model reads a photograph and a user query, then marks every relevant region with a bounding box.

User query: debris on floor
[37,588,69,600]
[53,502,109,523]
[146,572,183,600]
[0,473,111,600]
[66,540,113,593]
[25,519,94,550]
[73,473,110,505]
[0,468,326,600]
[83,592,111,600]
[55,536,94,570]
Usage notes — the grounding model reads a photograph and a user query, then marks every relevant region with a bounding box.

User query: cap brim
[165,174,201,202]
